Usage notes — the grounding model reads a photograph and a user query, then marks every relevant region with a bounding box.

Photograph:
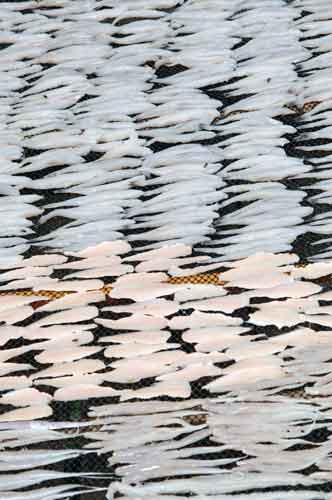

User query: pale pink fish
[73,240,131,258]
[104,359,174,383]
[106,350,190,383]
[182,294,249,314]
[1,388,51,407]
[35,346,102,364]
[124,243,192,262]
[38,329,94,348]
[248,281,321,299]
[183,326,251,352]
[135,255,208,272]
[35,374,105,389]
[23,254,68,266]
[54,384,118,401]
[0,376,31,391]
[32,305,98,326]
[169,310,242,330]
[0,362,34,376]
[175,285,227,302]
[121,381,191,400]
[104,342,179,359]
[291,262,332,280]
[0,266,52,280]
[33,279,103,292]
[271,327,332,348]
[96,314,168,331]
[100,330,171,345]
[0,345,33,363]
[111,271,180,301]
[31,359,105,380]
[24,323,95,340]
[0,276,56,291]
[0,405,52,422]
[130,349,189,367]
[169,261,225,277]
[226,341,285,361]
[221,252,297,289]
[157,362,222,382]
[114,272,168,284]
[111,281,183,301]
[205,357,285,392]
[104,298,179,317]
[38,290,104,312]
[249,298,320,328]
[0,305,33,325]
[0,295,43,312]
[65,264,133,279]
[54,255,121,270]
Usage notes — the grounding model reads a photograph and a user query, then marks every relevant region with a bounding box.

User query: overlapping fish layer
[0,0,331,261]
[0,242,331,498]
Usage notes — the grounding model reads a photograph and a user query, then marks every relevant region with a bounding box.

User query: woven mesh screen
[2,0,332,498]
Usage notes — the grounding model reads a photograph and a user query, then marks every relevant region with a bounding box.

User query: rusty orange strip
[0,273,225,301]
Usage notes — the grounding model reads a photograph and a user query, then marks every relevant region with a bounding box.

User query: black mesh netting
[2,0,332,499]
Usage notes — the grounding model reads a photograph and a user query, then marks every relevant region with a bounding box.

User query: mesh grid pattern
[1,0,332,499]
